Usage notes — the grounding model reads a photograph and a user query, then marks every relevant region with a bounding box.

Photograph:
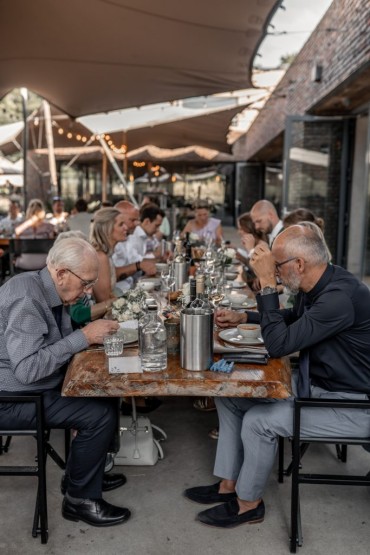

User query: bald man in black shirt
[186,224,370,529]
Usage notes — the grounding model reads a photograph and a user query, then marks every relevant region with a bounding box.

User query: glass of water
[103,333,124,356]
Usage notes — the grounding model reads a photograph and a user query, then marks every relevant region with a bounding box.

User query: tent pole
[43,100,58,198]
[97,136,138,207]
[102,152,108,202]
[20,88,28,211]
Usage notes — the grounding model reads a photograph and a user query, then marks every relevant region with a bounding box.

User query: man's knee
[241,401,293,439]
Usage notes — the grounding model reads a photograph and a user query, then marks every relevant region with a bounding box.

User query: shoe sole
[183,493,237,505]
[197,516,264,529]
[62,511,131,527]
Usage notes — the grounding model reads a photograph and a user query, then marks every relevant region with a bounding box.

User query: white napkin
[108,355,142,374]
[213,337,268,355]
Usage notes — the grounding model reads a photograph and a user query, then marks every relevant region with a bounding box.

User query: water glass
[103,333,124,356]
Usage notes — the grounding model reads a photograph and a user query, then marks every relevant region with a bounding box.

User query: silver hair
[299,221,332,261]
[283,224,330,265]
[46,237,97,271]
[54,230,87,243]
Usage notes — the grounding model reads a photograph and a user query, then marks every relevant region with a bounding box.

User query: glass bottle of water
[138,297,156,355]
[140,305,167,371]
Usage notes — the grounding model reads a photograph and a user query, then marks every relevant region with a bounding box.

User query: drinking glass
[103,333,124,356]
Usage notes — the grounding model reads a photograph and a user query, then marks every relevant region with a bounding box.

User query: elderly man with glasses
[185,224,370,529]
[0,237,131,527]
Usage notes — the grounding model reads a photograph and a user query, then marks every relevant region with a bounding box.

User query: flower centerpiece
[218,246,236,268]
[111,288,148,322]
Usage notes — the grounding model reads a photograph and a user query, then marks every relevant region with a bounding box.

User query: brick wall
[241,0,370,160]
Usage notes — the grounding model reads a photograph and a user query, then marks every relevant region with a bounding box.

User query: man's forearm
[115,263,137,280]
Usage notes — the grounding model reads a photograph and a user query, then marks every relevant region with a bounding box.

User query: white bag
[114,415,166,466]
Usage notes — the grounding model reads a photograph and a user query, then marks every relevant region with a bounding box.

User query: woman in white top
[181,200,223,246]
[89,207,128,303]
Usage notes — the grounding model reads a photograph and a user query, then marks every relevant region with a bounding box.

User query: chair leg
[285,442,310,477]
[335,444,347,462]
[0,435,12,455]
[34,401,48,543]
[278,436,285,483]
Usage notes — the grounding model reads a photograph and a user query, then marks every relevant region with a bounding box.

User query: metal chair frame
[0,393,70,544]
[8,238,55,276]
[288,397,370,553]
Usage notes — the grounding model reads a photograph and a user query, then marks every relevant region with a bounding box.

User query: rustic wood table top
[62,347,291,399]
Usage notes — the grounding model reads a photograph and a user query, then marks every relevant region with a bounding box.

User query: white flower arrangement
[220,247,236,266]
[111,288,148,322]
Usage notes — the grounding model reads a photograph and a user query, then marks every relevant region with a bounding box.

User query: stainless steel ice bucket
[174,261,188,290]
[180,307,214,371]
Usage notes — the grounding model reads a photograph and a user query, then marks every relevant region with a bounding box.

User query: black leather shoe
[62,497,131,527]
[184,481,237,504]
[61,473,127,495]
[197,499,265,528]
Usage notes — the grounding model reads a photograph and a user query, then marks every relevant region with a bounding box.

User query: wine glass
[160,265,175,310]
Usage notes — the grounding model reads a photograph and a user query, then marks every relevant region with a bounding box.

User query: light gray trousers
[214,378,370,501]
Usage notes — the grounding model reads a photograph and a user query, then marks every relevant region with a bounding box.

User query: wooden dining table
[62,346,291,400]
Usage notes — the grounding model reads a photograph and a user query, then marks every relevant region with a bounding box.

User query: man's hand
[140,259,156,276]
[249,243,277,289]
[215,309,247,329]
[82,319,120,345]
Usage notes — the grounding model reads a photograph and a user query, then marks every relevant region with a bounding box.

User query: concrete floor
[0,396,369,555]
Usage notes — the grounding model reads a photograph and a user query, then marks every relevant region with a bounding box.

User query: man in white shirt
[113,202,161,290]
[250,200,283,247]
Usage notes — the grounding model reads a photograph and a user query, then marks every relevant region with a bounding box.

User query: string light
[133,161,145,167]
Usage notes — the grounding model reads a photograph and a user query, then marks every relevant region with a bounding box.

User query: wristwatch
[259,286,278,296]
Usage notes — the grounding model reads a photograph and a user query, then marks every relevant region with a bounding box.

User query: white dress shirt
[268,220,284,247]
[112,226,152,291]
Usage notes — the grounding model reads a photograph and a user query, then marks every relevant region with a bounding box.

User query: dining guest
[236,212,268,263]
[181,200,223,246]
[14,198,55,271]
[250,199,283,247]
[56,231,114,325]
[0,199,24,236]
[185,224,370,528]
[283,207,324,232]
[0,237,130,527]
[46,195,70,233]
[113,203,163,292]
[90,207,128,302]
[67,198,93,238]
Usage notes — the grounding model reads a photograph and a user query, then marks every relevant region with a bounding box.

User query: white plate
[118,324,138,344]
[219,328,263,346]
[232,280,247,289]
[138,277,161,288]
[220,298,257,309]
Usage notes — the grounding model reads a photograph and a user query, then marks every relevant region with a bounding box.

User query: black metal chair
[8,238,55,276]
[287,397,370,553]
[0,393,70,544]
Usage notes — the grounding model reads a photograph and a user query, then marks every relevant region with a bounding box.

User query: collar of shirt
[268,220,284,246]
[39,266,64,309]
[133,225,148,239]
[305,263,334,304]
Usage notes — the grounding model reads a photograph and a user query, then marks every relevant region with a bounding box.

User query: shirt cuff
[64,329,89,353]
[256,292,280,312]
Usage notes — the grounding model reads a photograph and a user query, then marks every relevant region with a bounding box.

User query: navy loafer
[197,498,265,528]
[184,481,237,504]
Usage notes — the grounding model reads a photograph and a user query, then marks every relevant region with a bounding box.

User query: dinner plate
[118,326,138,344]
[219,328,263,346]
[231,280,247,289]
[220,298,257,309]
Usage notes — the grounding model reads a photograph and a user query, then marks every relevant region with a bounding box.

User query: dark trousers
[0,389,117,499]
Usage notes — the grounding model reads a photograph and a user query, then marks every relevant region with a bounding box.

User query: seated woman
[69,208,127,325]
[236,212,268,264]
[181,200,223,246]
[14,198,55,271]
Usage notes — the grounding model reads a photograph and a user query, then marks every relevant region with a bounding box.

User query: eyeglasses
[274,257,299,271]
[65,268,98,290]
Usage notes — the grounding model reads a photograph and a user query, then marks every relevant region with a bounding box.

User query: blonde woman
[89,207,128,303]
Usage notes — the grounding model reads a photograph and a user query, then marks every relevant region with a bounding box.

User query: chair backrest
[9,238,55,256]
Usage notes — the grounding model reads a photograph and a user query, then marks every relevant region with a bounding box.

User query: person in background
[236,212,268,264]
[0,237,130,527]
[89,207,128,304]
[283,207,324,231]
[47,196,69,233]
[141,195,170,240]
[67,198,92,238]
[0,199,24,236]
[113,203,164,292]
[250,200,283,247]
[14,198,55,271]
[181,200,223,246]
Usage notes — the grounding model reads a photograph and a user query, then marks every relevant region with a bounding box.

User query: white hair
[46,237,97,272]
